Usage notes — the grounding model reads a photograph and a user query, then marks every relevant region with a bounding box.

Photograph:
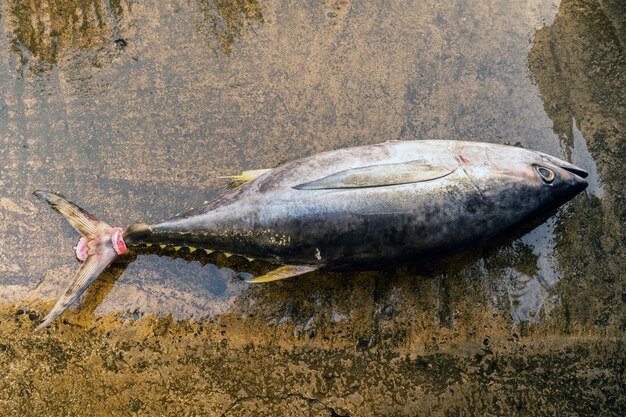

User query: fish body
[126,140,587,267]
[34,140,588,329]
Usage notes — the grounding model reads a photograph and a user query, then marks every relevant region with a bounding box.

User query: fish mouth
[547,157,589,179]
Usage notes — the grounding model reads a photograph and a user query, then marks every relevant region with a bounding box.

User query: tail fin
[33,191,123,331]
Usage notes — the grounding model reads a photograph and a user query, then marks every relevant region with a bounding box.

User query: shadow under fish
[33,140,588,330]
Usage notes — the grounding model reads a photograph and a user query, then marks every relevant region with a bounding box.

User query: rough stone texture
[0,0,624,415]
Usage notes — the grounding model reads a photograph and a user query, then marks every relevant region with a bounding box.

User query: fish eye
[535,166,555,184]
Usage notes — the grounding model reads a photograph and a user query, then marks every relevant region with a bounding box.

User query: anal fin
[247,265,319,283]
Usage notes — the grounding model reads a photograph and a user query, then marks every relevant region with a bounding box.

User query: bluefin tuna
[33,140,588,329]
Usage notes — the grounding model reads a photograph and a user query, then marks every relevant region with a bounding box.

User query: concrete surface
[0,0,624,415]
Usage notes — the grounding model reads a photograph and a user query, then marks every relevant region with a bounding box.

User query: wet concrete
[0,0,625,415]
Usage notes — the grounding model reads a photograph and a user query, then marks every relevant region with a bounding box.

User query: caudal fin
[33,191,125,331]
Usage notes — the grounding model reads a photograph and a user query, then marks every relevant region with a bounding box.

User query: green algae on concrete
[0,305,624,416]
[528,0,626,335]
[7,0,131,72]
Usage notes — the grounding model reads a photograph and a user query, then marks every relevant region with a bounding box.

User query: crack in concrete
[219,392,341,417]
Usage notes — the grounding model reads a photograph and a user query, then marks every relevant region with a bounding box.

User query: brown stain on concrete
[196,0,263,55]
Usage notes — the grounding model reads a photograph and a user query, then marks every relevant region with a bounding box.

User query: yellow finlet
[224,252,233,258]
[159,244,166,249]
[245,257,255,262]
[247,265,320,283]
[204,249,214,254]
[145,243,152,247]
[188,247,197,253]
[173,246,181,251]
[219,168,273,182]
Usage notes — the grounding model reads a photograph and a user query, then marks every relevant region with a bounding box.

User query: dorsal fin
[294,160,456,190]
[219,168,273,182]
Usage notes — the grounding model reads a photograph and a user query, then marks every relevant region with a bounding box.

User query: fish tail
[33,191,128,331]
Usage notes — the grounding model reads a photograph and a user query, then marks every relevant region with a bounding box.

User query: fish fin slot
[220,168,273,182]
[294,161,456,190]
[35,242,118,331]
[247,265,319,283]
[34,191,111,238]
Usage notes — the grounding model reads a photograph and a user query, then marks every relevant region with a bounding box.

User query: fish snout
[547,157,589,179]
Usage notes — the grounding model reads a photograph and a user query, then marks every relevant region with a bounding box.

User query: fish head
[454,142,588,214]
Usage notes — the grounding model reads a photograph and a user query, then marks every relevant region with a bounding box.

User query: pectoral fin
[247,265,319,283]
[294,160,456,190]
[220,168,273,182]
